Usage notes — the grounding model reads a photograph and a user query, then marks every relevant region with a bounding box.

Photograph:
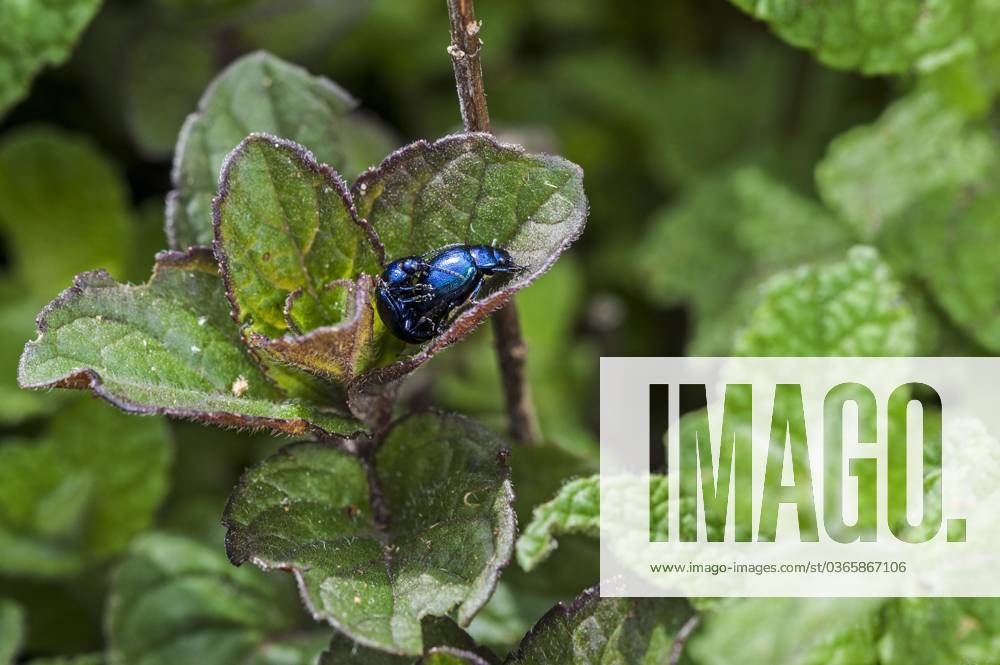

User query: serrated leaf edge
[346,132,588,410]
[221,411,516,657]
[166,50,361,250]
[17,247,364,438]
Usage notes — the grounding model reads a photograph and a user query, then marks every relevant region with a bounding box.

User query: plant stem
[446,0,491,133]
[668,615,701,665]
[446,0,542,444]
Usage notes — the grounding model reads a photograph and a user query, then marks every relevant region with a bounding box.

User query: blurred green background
[2,0,1000,661]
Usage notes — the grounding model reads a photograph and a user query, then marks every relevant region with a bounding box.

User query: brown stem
[668,615,701,665]
[447,0,491,133]
[446,0,542,444]
[491,302,542,443]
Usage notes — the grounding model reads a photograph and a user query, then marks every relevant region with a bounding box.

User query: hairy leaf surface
[18,249,362,437]
[504,587,694,664]
[214,134,381,340]
[168,51,394,248]
[223,413,515,655]
[319,617,496,665]
[735,246,917,356]
[729,0,1000,75]
[348,133,587,399]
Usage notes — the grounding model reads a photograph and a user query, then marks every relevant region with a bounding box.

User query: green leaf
[215,132,587,395]
[0,599,25,665]
[728,0,1000,75]
[816,92,995,239]
[735,246,918,356]
[637,166,850,354]
[516,476,597,573]
[350,133,587,393]
[0,0,101,115]
[0,284,58,424]
[465,445,598,655]
[123,30,216,158]
[106,532,328,665]
[504,587,694,665]
[18,248,363,438]
[319,617,497,665]
[0,127,132,300]
[690,598,881,665]
[881,184,1000,352]
[213,134,390,384]
[223,412,515,656]
[0,398,171,576]
[167,51,394,248]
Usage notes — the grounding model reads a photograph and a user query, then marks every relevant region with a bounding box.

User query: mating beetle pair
[376,244,521,343]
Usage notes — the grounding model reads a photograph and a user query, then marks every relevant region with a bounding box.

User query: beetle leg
[467,277,485,303]
[390,283,435,293]
[402,314,438,340]
[395,293,436,304]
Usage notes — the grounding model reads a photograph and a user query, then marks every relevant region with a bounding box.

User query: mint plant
[13,0,600,659]
[5,0,1000,662]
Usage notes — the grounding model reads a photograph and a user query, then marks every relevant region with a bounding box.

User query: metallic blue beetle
[376,244,520,343]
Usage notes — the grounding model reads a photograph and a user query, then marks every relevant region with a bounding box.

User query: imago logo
[599,358,1000,598]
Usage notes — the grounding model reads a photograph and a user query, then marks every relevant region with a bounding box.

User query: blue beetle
[376,244,520,343]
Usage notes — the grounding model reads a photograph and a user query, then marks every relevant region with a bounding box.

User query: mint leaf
[728,0,1000,75]
[505,587,694,664]
[216,132,587,395]
[0,284,57,424]
[223,413,515,655]
[356,134,585,274]
[123,31,215,158]
[167,51,394,248]
[816,93,994,239]
[0,127,131,300]
[214,134,381,339]
[690,598,880,665]
[0,599,24,665]
[350,133,587,393]
[467,445,598,654]
[881,184,1000,352]
[106,533,328,665]
[213,135,393,385]
[320,618,496,665]
[735,246,918,356]
[0,398,170,576]
[0,0,101,114]
[516,476,597,572]
[637,167,850,354]
[0,128,136,423]
[18,249,363,437]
